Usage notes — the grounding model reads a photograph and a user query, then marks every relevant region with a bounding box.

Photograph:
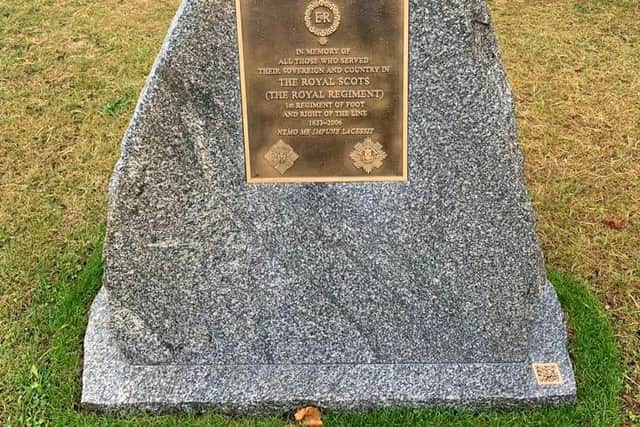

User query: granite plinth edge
[81,281,576,414]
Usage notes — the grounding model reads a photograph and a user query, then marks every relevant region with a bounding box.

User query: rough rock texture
[83,0,576,412]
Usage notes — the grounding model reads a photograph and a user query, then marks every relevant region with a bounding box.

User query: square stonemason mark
[235,0,409,183]
[533,363,565,386]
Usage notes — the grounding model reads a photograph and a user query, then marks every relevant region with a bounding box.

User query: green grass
[100,95,133,116]
[5,233,623,426]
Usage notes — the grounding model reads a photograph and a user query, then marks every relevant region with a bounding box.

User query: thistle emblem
[264,140,299,175]
[350,137,387,174]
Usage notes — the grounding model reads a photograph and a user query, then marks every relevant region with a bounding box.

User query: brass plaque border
[234,0,409,184]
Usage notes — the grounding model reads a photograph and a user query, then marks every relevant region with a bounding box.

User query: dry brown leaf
[294,406,323,427]
[604,216,625,230]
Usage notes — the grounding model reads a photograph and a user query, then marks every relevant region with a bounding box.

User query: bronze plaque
[235,0,408,183]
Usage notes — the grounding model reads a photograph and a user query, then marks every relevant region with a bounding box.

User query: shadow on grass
[13,234,623,426]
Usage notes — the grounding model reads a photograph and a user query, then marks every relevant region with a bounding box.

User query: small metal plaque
[235,0,408,183]
[532,363,564,385]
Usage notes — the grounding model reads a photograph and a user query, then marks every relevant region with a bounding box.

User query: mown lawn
[1,0,638,425]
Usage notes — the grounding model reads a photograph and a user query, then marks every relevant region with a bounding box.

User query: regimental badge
[264,140,300,175]
[350,137,387,174]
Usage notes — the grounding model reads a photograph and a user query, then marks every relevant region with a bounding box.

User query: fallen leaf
[604,216,624,230]
[294,406,323,426]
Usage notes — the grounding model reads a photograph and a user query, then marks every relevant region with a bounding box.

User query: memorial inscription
[235,0,408,182]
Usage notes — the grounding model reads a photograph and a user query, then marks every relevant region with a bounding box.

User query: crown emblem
[304,0,341,45]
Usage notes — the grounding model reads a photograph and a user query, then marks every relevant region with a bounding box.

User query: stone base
[81,281,576,414]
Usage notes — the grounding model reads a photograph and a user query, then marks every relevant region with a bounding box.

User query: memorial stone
[82,0,577,412]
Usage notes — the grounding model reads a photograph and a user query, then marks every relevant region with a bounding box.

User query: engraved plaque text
[235,0,408,183]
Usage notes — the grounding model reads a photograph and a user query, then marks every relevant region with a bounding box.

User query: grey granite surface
[83,0,576,412]
[83,281,575,412]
